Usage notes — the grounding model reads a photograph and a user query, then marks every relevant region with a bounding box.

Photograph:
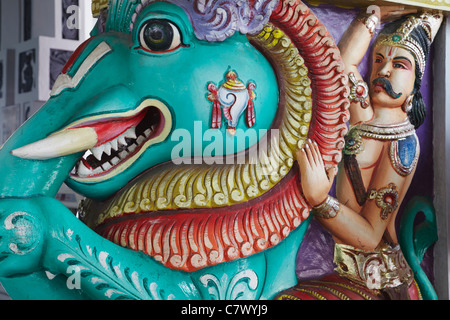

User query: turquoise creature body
[0,1,291,300]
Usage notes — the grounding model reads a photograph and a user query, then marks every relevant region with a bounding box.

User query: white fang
[11,127,98,160]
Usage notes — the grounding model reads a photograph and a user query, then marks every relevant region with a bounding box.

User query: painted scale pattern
[270,0,350,167]
[99,170,308,272]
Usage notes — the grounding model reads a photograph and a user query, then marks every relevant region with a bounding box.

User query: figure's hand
[369,5,417,23]
[296,140,337,207]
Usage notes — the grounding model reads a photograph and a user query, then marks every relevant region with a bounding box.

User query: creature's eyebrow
[50,42,112,97]
[376,53,385,59]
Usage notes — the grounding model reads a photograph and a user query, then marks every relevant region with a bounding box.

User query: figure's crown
[375,11,443,75]
[92,0,109,17]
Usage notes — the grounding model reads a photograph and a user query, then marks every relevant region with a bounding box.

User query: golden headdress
[375,11,443,76]
[92,0,109,17]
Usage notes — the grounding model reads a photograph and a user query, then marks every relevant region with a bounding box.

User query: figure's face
[369,45,416,109]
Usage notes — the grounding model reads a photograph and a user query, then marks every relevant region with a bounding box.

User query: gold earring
[402,94,414,113]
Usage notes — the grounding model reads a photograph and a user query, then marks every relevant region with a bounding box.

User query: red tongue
[72,110,147,147]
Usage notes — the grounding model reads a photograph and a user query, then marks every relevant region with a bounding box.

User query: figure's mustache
[372,78,403,99]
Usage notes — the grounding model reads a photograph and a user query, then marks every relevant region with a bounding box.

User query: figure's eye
[393,63,406,69]
[139,19,182,52]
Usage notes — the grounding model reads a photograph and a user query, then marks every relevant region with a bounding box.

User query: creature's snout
[12,99,173,183]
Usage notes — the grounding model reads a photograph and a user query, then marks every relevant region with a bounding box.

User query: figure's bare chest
[355,138,385,169]
[343,127,386,169]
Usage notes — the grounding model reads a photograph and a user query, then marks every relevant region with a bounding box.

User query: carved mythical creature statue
[277,8,443,300]
[0,0,440,300]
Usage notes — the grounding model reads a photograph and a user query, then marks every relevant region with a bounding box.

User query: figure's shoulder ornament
[389,132,420,177]
[343,119,419,176]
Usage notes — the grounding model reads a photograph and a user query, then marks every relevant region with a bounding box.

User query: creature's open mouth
[73,107,162,178]
[10,99,172,182]
[69,100,172,182]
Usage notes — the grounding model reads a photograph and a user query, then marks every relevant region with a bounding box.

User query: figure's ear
[402,94,414,113]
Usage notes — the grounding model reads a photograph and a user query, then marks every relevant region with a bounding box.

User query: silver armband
[311,196,341,219]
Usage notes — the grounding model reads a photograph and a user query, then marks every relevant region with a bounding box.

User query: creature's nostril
[3,212,42,255]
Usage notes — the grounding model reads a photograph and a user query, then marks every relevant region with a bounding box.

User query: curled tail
[399,196,438,300]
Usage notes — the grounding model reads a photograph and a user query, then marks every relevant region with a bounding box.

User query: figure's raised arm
[338,10,377,76]
[339,6,417,74]
[338,6,417,125]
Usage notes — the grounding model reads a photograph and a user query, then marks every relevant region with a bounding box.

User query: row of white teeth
[76,125,155,177]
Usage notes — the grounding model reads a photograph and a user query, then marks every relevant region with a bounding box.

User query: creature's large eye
[139,19,182,52]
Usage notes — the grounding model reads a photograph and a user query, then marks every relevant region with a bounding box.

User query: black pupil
[143,20,174,51]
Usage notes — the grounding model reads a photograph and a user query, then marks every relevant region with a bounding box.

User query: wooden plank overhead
[307,0,450,11]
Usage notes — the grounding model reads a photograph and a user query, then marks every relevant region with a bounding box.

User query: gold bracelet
[357,13,380,35]
[311,196,340,219]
